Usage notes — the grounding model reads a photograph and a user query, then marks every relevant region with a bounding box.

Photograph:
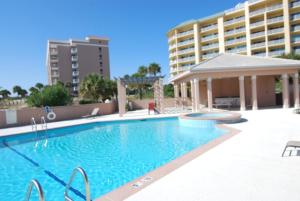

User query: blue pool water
[187,113,231,118]
[0,117,226,201]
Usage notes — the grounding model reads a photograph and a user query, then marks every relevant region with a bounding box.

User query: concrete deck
[125,108,300,201]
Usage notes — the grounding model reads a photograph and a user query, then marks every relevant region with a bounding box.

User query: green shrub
[26,84,72,107]
[79,99,96,105]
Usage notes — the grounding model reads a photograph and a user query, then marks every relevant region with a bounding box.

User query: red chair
[148,102,155,115]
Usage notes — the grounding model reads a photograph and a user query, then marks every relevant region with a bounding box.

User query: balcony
[202,34,218,42]
[169,44,176,50]
[178,65,192,72]
[268,27,284,35]
[225,37,246,45]
[268,38,284,46]
[225,28,246,36]
[202,52,219,59]
[291,13,300,21]
[266,3,282,12]
[250,20,264,28]
[170,60,177,65]
[72,63,78,69]
[178,56,195,63]
[202,43,219,50]
[292,36,300,43]
[251,31,265,38]
[294,48,300,54]
[253,52,266,57]
[177,39,194,47]
[177,48,195,55]
[250,8,265,17]
[168,35,176,42]
[50,49,58,55]
[71,56,78,62]
[72,71,79,76]
[269,49,285,57]
[292,25,300,32]
[51,73,59,78]
[177,30,194,38]
[267,16,283,24]
[169,52,177,58]
[170,68,177,73]
[71,48,77,54]
[291,1,300,8]
[72,79,80,84]
[227,46,247,53]
[224,16,245,26]
[201,24,218,32]
[251,41,266,49]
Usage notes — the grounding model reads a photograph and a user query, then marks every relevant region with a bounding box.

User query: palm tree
[277,52,300,60]
[148,63,161,76]
[137,66,148,77]
[13,85,27,98]
[0,89,11,99]
[35,83,44,90]
[29,87,39,94]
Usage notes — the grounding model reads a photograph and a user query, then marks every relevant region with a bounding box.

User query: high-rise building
[46,36,110,94]
[167,0,300,77]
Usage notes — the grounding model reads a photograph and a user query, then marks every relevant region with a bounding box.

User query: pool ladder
[64,167,91,201]
[41,116,47,130]
[31,117,37,131]
[24,179,45,201]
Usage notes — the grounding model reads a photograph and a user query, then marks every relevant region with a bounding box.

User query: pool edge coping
[96,124,240,201]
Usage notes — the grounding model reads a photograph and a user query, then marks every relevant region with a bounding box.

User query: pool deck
[125,108,300,201]
[1,108,300,201]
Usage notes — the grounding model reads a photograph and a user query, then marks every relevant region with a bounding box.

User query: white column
[282,74,290,109]
[117,79,126,117]
[294,73,300,109]
[182,82,187,102]
[190,80,195,112]
[194,78,200,112]
[251,75,258,110]
[207,77,213,111]
[239,76,246,111]
[159,78,164,113]
[174,84,179,108]
[180,82,184,103]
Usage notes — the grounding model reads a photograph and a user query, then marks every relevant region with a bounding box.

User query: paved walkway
[126,108,300,201]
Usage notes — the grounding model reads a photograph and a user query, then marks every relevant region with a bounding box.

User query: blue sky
[0,0,241,91]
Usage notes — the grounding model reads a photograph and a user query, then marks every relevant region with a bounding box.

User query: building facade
[46,36,110,94]
[167,0,300,78]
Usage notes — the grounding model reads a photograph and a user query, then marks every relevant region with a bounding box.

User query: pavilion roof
[118,76,164,85]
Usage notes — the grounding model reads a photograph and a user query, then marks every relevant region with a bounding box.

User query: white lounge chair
[82,108,100,118]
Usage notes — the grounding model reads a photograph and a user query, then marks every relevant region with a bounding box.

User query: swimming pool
[0,117,226,201]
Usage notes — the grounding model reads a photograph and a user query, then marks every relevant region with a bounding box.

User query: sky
[0,0,242,92]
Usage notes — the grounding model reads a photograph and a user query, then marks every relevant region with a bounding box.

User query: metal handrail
[41,116,47,130]
[24,179,45,201]
[31,117,37,131]
[64,167,90,201]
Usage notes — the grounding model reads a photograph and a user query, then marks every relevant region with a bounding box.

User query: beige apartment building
[46,36,110,94]
[167,0,300,78]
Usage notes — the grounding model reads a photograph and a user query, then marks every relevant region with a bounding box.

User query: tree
[164,84,174,98]
[79,74,117,102]
[13,85,28,98]
[148,63,161,76]
[26,84,72,107]
[0,89,11,99]
[35,83,44,90]
[137,66,148,77]
[277,52,300,60]
[29,87,39,94]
